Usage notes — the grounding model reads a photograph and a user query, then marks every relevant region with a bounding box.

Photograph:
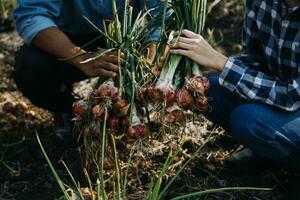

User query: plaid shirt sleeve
[218,0,300,112]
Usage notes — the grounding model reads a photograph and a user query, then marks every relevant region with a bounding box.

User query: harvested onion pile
[73,0,210,140]
[72,0,210,176]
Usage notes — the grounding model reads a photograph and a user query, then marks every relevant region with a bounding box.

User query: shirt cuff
[219,56,246,92]
[20,16,57,45]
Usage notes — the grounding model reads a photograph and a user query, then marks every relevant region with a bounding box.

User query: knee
[230,105,259,142]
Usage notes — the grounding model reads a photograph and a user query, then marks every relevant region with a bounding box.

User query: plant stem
[100,109,108,200]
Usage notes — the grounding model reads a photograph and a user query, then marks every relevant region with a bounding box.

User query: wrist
[66,47,88,67]
[213,52,228,73]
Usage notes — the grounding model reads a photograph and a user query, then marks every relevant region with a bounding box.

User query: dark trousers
[14,34,105,113]
[203,76,300,161]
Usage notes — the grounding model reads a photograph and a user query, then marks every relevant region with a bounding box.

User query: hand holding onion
[170,30,228,73]
[73,48,125,78]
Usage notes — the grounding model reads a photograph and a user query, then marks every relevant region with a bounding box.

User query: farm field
[1,1,300,200]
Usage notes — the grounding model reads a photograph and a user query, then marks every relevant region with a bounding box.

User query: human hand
[170,30,228,72]
[72,48,125,78]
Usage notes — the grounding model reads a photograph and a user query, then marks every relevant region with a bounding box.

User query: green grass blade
[158,138,211,199]
[171,187,273,200]
[122,152,132,200]
[83,16,117,45]
[111,135,121,200]
[61,161,85,200]
[100,109,108,200]
[35,133,71,200]
[84,169,95,200]
[148,151,174,200]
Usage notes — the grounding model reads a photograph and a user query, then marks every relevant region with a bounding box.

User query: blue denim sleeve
[144,0,168,41]
[14,0,61,45]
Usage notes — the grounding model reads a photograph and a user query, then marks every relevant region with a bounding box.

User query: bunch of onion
[184,64,210,112]
[147,32,182,105]
[168,0,210,112]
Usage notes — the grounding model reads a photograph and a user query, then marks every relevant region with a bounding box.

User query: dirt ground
[1,1,300,200]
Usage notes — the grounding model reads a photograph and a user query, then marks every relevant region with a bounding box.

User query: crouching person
[169,0,300,172]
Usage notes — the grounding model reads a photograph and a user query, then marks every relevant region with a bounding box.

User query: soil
[1,1,300,200]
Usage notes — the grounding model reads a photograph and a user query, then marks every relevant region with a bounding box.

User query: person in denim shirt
[13,1,165,139]
[170,0,300,172]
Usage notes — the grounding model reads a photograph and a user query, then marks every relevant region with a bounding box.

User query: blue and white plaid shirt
[219,0,300,112]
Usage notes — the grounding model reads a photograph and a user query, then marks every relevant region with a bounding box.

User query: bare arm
[32,27,84,65]
[32,27,122,78]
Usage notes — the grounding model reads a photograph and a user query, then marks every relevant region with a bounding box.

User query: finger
[170,49,191,57]
[105,54,125,64]
[97,68,118,78]
[170,41,194,50]
[101,62,119,73]
[110,51,126,59]
[178,37,194,44]
[181,29,199,39]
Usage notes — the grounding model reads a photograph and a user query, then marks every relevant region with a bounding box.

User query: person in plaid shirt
[170,0,300,171]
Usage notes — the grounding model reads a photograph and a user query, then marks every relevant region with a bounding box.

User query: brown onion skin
[2,102,15,114]
[147,86,175,104]
[127,124,148,140]
[194,75,210,92]
[92,105,107,120]
[187,76,205,94]
[135,88,147,104]
[147,86,164,102]
[190,76,210,94]
[73,100,88,118]
[113,97,130,117]
[176,89,194,108]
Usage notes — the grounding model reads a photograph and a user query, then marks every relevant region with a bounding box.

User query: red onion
[73,100,88,118]
[6,113,17,124]
[127,124,148,140]
[147,86,164,102]
[114,97,130,117]
[135,87,147,104]
[108,117,122,129]
[147,84,176,104]
[196,97,209,112]
[97,80,118,99]
[122,117,130,130]
[92,105,107,120]
[193,75,210,92]
[165,85,176,104]
[2,102,15,114]
[175,88,194,108]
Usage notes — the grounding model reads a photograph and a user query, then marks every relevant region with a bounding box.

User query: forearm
[32,27,85,67]
[219,56,300,111]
